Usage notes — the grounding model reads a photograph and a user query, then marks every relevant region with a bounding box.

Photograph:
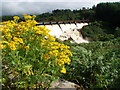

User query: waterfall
[39,22,89,43]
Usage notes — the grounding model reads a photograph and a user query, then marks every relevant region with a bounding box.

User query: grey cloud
[2,2,97,16]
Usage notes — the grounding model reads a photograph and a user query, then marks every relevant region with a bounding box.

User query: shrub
[81,21,115,41]
[114,27,120,37]
[1,14,72,89]
[62,38,120,88]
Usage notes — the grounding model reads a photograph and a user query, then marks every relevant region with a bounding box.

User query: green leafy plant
[62,38,120,89]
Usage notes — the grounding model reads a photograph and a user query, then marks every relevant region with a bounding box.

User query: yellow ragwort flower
[13,16,20,20]
[24,46,29,50]
[0,44,6,49]
[8,41,16,50]
[60,67,66,74]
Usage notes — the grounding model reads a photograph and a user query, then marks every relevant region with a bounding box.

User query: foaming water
[49,24,63,38]
[76,23,88,29]
[39,23,89,43]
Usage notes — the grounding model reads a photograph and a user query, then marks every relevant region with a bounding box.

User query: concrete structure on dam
[37,20,89,43]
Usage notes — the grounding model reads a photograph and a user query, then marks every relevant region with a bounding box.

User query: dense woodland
[1,2,120,89]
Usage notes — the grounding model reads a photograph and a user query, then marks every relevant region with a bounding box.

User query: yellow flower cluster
[0,36,24,50]
[23,14,36,20]
[1,14,72,74]
[13,16,20,20]
[1,20,16,28]
[42,41,72,73]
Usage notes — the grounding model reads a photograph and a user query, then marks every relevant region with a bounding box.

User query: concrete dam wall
[39,22,89,43]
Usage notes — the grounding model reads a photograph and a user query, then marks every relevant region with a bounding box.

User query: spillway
[65,24,72,29]
[70,24,77,29]
[49,24,63,38]
[45,25,53,31]
[39,22,89,43]
[59,24,67,32]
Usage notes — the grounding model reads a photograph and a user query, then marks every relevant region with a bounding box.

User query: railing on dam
[36,20,89,25]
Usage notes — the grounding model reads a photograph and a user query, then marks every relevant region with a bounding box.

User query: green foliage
[2,8,95,22]
[61,38,120,88]
[80,9,95,21]
[114,27,120,37]
[82,21,115,41]
[35,9,95,21]
[95,2,120,27]
[2,16,13,21]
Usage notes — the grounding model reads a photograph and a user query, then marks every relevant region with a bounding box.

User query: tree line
[1,8,95,22]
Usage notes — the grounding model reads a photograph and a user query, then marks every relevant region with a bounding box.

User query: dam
[37,20,89,43]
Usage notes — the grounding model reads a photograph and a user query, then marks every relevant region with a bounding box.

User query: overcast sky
[1,0,120,16]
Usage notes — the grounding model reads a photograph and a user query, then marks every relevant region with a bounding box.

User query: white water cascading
[39,23,89,43]
[45,25,63,38]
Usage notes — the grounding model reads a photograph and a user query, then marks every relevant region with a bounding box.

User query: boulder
[51,79,82,89]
